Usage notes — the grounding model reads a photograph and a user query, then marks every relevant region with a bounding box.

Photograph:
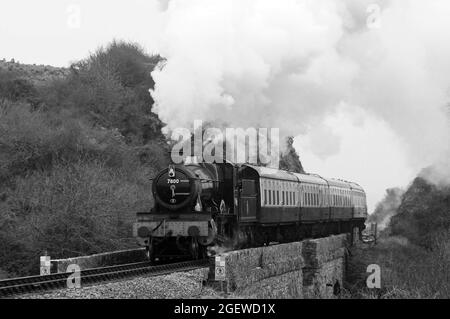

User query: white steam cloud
[150,0,450,203]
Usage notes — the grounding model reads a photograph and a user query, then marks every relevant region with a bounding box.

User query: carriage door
[239,179,257,222]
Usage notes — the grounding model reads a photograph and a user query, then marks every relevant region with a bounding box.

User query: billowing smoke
[367,187,404,230]
[150,0,450,187]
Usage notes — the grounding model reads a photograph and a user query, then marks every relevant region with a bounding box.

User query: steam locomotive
[133,158,367,261]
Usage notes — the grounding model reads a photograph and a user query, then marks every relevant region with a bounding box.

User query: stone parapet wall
[209,234,349,299]
[50,248,147,273]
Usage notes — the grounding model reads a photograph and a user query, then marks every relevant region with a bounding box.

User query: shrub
[39,40,165,144]
[0,160,154,276]
[346,233,450,299]
[390,176,450,249]
[0,69,41,107]
[0,41,171,277]
[0,101,140,182]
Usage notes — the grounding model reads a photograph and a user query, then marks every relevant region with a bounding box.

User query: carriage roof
[242,164,364,192]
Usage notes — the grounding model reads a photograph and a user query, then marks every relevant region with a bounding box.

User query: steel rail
[0,259,209,298]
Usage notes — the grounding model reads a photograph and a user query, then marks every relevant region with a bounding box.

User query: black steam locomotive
[133,158,367,261]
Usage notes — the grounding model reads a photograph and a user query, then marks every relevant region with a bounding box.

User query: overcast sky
[2,0,450,212]
[0,0,164,66]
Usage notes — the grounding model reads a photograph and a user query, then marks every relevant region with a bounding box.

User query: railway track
[0,259,209,298]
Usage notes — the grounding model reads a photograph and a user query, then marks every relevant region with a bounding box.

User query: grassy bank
[0,42,169,277]
[345,234,450,298]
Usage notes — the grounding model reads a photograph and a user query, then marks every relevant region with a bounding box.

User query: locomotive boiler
[133,158,367,261]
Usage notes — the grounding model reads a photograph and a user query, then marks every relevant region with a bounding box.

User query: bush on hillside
[0,69,41,107]
[40,41,165,144]
[347,233,450,298]
[0,101,151,182]
[0,160,155,276]
[0,41,172,276]
[389,176,450,249]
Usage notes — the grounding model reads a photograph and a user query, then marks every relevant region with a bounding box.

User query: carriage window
[264,189,267,205]
[282,191,285,205]
[276,190,280,205]
[268,189,272,205]
[242,179,256,196]
[312,190,315,206]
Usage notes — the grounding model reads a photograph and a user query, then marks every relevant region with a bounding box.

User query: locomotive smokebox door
[239,179,257,221]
